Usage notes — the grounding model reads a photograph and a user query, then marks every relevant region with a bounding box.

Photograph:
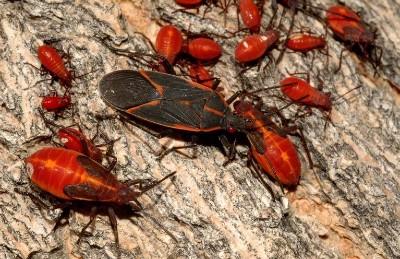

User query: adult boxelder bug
[233,100,302,187]
[99,70,250,134]
[25,147,175,246]
[235,30,280,63]
[155,25,184,65]
[238,0,261,33]
[37,44,73,87]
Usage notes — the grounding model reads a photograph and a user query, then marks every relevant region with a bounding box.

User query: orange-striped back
[26,147,119,201]
[235,101,301,186]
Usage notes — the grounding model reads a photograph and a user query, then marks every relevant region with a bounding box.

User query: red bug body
[26,147,137,203]
[239,0,261,33]
[235,30,280,63]
[155,25,184,64]
[280,76,332,111]
[188,64,216,89]
[234,101,301,187]
[58,128,103,163]
[326,5,365,41]
[326,5,381,70]
[175,0,202,6]
[187,38,222,61]
[37,45,72,86]
[286,34,326,52]
[41,94,71,112]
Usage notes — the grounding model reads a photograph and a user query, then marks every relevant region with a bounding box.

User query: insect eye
[227,126,236,134]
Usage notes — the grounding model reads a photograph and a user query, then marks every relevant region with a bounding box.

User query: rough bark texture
[0,0,399,258]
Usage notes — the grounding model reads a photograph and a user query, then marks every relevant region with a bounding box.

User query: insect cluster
[17,0,386,256]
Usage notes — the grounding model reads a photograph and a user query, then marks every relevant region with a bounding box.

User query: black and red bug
[99,70,251,134]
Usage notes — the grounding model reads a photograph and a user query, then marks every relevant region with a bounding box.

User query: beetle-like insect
[25,147,175,246]
[41,92,71,112]
[235,30,280,63]
[155,25,184,65]
[186,37,222,61]
[188,64,220,89]
[326,4,382,71]
[233,100,302,188]
[238,0,262,33]
[286,33,326,53]
[37,44,73,87]
[280,76,332,111]
[99,70,251,134]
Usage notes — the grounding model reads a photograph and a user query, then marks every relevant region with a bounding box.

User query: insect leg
[156,136,198,161]
[218,135,237,165]
[107,207,120,250]
[335,48,347,73]
[77,206,98,244]
[248,154,276,200]
[50,206,71,234]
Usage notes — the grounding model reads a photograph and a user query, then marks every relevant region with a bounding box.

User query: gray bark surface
[0,0,399,258]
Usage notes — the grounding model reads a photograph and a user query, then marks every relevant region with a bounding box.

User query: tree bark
[0,0,399,258]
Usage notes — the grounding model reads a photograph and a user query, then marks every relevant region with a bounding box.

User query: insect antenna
[333,85,362,105]
[139,171,177,194]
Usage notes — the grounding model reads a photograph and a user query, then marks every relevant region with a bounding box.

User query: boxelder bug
[186,37,222,61]
[173,1,234,26]
[286,33,326,53]
[278,74,361,129]
[238,0,262,33]
[41,92,71,112]
[155,25,184,65]
[37,44,73,87]
[235,30,280,63]
[175,0,202,6]
[280,76,332,111]
[37,111,118,165]
[233,100,302,188]
[326,5,382,71]
[58,127,109,164]
[188,64,220,89]
[99,70,251,134]
[25,147,175,247]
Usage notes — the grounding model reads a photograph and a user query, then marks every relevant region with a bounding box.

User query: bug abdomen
[38,45,71,82]
[26,148,119,201]
[252,132,301,186]
[286,35,326,52]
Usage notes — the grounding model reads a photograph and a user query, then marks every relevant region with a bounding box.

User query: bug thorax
[224,110,253,133]
[116,185,142,204]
